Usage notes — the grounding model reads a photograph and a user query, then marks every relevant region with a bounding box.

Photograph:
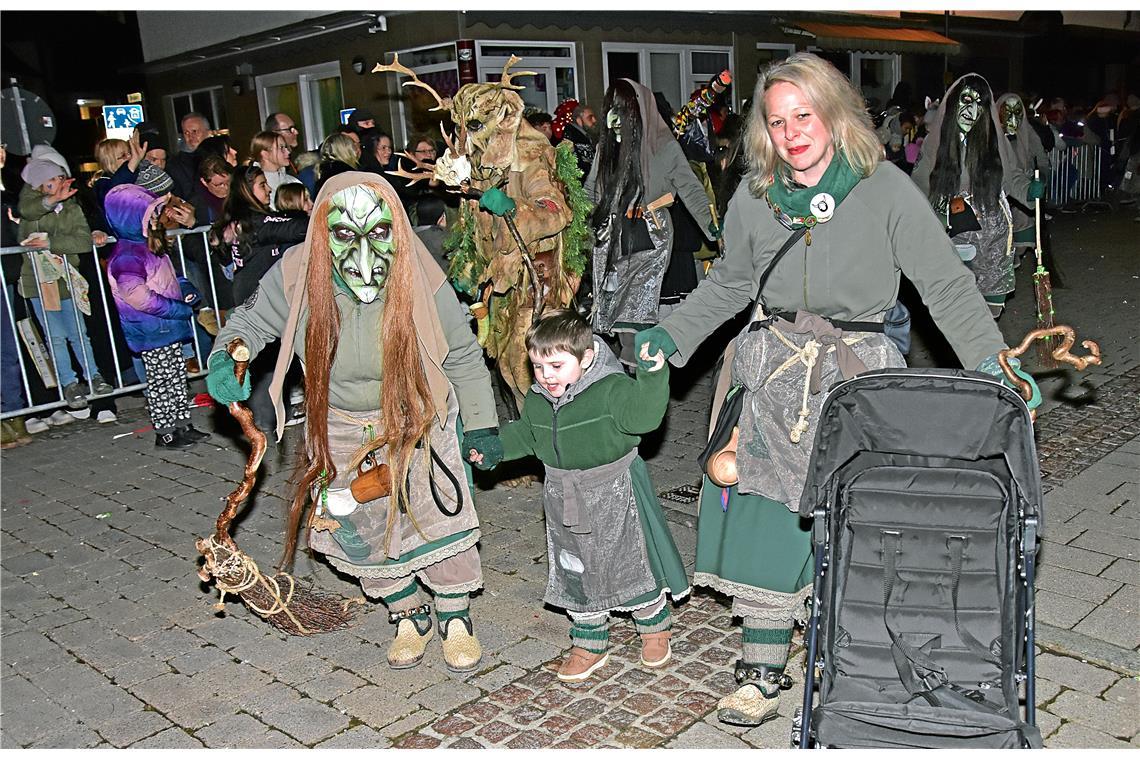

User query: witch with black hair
[911,73,1044,318]
[585,78,717,364]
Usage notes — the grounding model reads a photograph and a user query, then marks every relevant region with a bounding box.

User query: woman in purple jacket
[104,185,210,450]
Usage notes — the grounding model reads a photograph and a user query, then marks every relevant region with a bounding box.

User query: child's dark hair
[525,308,593,360]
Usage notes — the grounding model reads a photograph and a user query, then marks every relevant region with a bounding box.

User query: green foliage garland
[554,141,593,277]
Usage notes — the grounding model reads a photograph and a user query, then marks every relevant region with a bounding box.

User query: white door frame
[601,42,736,111]
[256,60,342,151]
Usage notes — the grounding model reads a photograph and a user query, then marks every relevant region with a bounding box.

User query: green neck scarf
[765,150,863,229]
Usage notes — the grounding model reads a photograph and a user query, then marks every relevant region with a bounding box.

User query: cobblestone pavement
[2,209,1137,748]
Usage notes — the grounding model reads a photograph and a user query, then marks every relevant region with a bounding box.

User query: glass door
[257,61,343,151]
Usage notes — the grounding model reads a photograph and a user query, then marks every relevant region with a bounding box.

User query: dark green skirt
[694,478,814,598]
[614,456,692,610]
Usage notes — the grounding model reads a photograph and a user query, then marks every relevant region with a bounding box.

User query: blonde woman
[249,130,300,209]
[633,53,1038,727]
[314,132,361,194]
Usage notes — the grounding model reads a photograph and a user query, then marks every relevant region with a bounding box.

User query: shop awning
[788,21,961,55]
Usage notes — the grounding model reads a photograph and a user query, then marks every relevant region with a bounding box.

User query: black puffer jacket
[228,211,308,304]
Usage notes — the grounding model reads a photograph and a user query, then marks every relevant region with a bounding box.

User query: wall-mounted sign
[340,108,355,125]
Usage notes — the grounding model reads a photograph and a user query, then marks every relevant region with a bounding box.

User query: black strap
[428,445,465,517]
[753,227,808,315]
[947,536,1002,665]
[881,531,948,695]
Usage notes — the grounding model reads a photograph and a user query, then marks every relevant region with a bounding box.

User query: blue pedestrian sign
[340,108,355,125]
[103,104,144,140]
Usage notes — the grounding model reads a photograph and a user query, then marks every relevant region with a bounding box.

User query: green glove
[463,427,503,470]
[478,187,516,218]
[1027,179,1045,202]
[633,326,678,371]
[708,221,722,240]
[206,351,251,405]
[976,353,1041,411]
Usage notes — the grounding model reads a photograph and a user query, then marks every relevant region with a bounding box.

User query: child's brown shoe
[639,630,672,668]
[556,647,610,682]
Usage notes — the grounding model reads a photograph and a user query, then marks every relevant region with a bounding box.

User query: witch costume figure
[911,73,1044,318]
[996,91,1051,255]
[206,172,499,673]
[585,78,717,365]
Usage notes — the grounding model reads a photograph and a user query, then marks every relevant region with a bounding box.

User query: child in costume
[466,309,689,682]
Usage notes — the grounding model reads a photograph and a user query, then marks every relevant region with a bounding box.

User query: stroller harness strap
[948,536,1003,665]
[880,531,948,694]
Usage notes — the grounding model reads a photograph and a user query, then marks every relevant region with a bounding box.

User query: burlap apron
[542,449,658,613]
[592,205,672,333]
[733,311,906,510]
[308,391,480,580]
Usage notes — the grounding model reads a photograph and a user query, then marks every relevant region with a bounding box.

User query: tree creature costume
[585,78,715,362]
[376,54,591,411]
[997,92,1051,249]
[911,73,1041,318]
[206,172,499,673]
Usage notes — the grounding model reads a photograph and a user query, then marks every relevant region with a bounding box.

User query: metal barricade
[0,225,226,421]
[1047,141,1104,207]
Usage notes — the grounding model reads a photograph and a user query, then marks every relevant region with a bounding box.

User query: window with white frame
[601,43,735,114]
[755,42,796,72]
[475,41,578,115]
[385,43,459,150]
[256,61,343,151]
[806,48,900,113]
[166,87,227,151]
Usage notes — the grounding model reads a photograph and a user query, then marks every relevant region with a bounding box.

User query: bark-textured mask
[327,185,394,304]
[449,56,537,174]
[999,96,1023,136]
[957,85,982,134]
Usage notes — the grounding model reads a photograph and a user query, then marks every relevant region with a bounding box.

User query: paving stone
[469,663,526,693]
[487,682,536,708]
[431,714,476,736]
[128,727,206,748]
[668,719,751,748]
[676,688,720,716]
[1040,541,1116,576]
[1047,688,1140,739]
[506,701,547,725]
[1046,720,1133,748]
[505,728,556,748]
[94,708,174,748]
[474,719,518,744]
[1034,652,1122,696]
[613,725,666,747]
[1071,529,1139,561]
[413,678,481,713]
[446,736,487,748]
[1035,588,1096,629]
[25,721,104,748]
[1102,675,1139,706]
[295,667,364,702]
[333,685,420,730]
[1036,564,1123,604]
[315,725,391,748]
[392,732,443,748]
[538,712,583,734]
[257,697,352,745]
[376,709,436,739]
[498,638,564,669]
[622,691,664,715]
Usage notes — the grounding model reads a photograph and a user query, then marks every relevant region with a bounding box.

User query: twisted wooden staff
[195,338,360,635]
[997,325,1102,421]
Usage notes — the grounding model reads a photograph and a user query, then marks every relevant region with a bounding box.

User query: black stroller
[795,367,1043,748]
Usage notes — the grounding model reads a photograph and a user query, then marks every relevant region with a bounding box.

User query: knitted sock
[568,613,610,654]
[741,619,792,670]
[632,596,672,635]
[434,591,470,632]
[366,578,431,635]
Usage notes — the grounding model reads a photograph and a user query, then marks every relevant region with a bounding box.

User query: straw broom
[1031,170,1059,367]
[196,339,360,635]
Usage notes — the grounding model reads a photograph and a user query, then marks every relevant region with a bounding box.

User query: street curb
[1036,622,1140,676]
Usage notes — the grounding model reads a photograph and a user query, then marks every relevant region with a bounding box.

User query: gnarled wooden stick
[212,338,267,549]
[998,325,1103,420]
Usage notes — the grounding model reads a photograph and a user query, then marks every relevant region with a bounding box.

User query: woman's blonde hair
[90,138,129,186]
[274,182,309,213]
[319,133,360,169]
[745,52,882,197]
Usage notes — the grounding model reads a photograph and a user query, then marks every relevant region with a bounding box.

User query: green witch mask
[327,185,395,304]
[999,97,1023,136]
[956,85,983,135]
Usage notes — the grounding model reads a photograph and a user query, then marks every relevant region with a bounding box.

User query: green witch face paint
[327,185,395,304]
